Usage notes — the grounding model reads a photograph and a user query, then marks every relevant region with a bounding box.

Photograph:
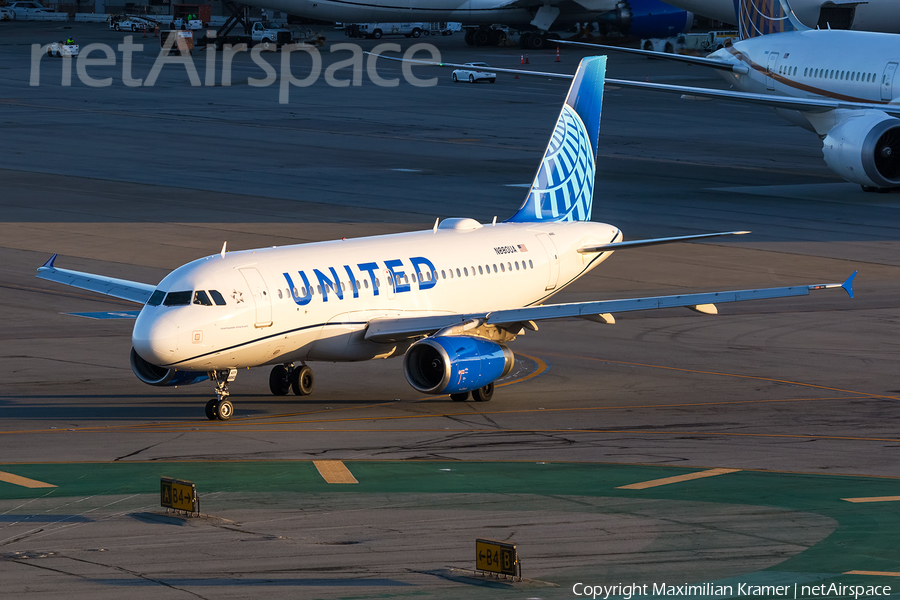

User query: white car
[451,62,496,84]
[6,1,53,19]
[47,41,79,57]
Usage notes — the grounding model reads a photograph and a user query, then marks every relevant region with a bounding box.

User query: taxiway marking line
[844,571,900,577]
[546,353,900,401]
[313,461,358,484]
[109,428,900,443]
[617,468,741,490]
[0,471,56,488]
[841,496,900,503]
[0,395,864,435]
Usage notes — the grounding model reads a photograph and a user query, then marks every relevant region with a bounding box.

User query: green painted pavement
[1,461,899,591]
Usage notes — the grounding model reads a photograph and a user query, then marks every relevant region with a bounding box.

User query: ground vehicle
[46,40,79,57]
[6,2,53,19]
[251,21,293,47]
[0,7,14,20]
[351,23,427,39]
[110,16,157,32]
[451,62,496,83]
[426,22,460,36]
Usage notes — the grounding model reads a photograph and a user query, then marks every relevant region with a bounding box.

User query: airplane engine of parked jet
[822,112,900,190]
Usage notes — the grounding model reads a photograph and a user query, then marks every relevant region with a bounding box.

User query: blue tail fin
[733,0,809,40]
[507,56,606,223]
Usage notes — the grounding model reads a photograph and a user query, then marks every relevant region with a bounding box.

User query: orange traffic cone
[154,25,159,37]
[555,46,560,62]
[524,54,530,64]
[143,26,147,38]
[520,54,524,64]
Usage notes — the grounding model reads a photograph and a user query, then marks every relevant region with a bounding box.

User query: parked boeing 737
[36,56,854,421]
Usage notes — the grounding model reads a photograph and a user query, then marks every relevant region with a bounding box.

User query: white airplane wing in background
[375,53,900,116]
[36,254,155,304]
[556,39,749,73]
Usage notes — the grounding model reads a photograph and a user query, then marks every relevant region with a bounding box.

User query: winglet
[40,253,58,270]
[777,0,813,32]
[842,270,857,298]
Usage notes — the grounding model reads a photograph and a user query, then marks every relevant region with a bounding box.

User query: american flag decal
[518,244,528,252]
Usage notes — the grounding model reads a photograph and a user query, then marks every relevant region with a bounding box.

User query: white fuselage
[663,0,900,34]
[710,30,900,132]
[132,220,620,372]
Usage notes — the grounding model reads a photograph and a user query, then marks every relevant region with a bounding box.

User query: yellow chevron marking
[313,461,358,484]
[0,471,57,488]
[617,468,741,490]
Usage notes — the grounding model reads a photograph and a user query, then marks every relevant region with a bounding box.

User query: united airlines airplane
[36,56,854,420]
[558,0,900,190]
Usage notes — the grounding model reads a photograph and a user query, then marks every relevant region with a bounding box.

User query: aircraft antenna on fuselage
[220,241,227,258]
[433,217,439,233]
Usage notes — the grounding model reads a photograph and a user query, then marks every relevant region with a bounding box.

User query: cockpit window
[147,290,165,306]
[163,291,192,306]
[208,290,227,306]
[193,290,212,306]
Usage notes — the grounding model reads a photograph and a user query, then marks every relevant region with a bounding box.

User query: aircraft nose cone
[132,311,179,365]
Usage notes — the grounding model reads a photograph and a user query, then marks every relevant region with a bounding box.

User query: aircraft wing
[374,53,900,116]
[555,40,749,74]
[365,272,856,343]
[36,254,156,304]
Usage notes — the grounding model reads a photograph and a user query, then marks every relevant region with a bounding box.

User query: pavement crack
[61,554,212,600]
[115,434,183,461]
[3,556,89,579]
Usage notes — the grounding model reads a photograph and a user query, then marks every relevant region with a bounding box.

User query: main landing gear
[450,382,494,402]
[206,368,237,421]
[268,363,315,397]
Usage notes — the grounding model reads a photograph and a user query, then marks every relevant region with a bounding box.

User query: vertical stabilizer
[507,56,606,223]
[734,0,809,40]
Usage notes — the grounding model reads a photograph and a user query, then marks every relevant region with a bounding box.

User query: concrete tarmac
[0,21,899,599]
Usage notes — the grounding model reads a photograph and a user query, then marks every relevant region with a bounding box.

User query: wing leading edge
[365,273,856,343]
[36,254,156,304]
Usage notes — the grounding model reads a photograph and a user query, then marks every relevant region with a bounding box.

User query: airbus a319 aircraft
[37,56,854,421]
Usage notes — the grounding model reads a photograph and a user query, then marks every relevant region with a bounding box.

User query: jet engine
[403,336,515,395]
[616,0,693,39]
[130,347,208,387]
[822,112,900,189]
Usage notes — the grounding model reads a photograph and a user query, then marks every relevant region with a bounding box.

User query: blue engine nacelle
[619,0,693,38]
[130,347,208,387]
[403,336,515,395]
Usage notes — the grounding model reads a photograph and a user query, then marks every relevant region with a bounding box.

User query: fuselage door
[535,233,560,291]
[239,267,273,328]
[766,52,779,91]
[882,62,898,101]
[383,269,396,300]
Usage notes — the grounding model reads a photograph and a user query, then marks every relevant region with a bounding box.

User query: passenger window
[500,263,505,272]
[356,279,361,289]
[193,290,213,306]
[492,264,497,273]
[478,266,483,275]
[515,262,520,270]
[464,267,468,276]
[441,270,446,279]
[528,260,533,268]
[147,290,165,306]
[163,291,192,306]
[209,290,227,306]
[277,289,283,300]
[456,268,461,277]
[364,279,369,289]
[317,285,322,294]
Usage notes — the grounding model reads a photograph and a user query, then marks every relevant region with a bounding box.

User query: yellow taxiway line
[842,496,900,503]
[844,571,900,577]
[0,471,57,488]
[617,467,741,490]
[313,460,358,484]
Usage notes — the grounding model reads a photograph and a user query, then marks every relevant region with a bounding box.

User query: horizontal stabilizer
[36,255,156,304]
[579,231,749,253]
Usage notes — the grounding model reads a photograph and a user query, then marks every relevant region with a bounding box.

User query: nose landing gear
[205,368,237,421]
